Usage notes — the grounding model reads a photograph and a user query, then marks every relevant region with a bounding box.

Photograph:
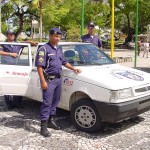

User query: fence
[105,48,150,69]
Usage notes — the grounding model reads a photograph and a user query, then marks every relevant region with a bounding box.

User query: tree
[1,0,39,40]
[1,0,149,42]
[31,0,44,42]
[109,0,150,43]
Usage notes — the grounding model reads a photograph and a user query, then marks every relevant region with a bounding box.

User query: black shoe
[41,120,51,137]
[48,116,61,130]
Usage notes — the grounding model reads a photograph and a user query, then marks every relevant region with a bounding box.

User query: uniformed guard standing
[81,22,102,50]
[0,30,37,109]
[35,28,81,137]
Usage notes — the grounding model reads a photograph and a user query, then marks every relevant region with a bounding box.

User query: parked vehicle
[0,42,150,132]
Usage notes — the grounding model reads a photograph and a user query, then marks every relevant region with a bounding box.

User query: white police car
[0,42,150,132]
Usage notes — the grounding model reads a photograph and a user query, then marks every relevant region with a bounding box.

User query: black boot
[40,120,51,137]
[48,116,61,130]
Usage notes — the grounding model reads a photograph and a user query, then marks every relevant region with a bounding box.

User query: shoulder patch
[39,51,45,56]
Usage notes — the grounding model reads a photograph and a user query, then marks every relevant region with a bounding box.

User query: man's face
[49,34,61,45]
[88,26,95,34]
[6,34,15,42]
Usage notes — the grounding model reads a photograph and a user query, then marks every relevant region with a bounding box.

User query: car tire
[71,99,103,133]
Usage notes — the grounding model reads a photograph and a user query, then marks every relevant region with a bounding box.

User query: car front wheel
[71,99,103,133]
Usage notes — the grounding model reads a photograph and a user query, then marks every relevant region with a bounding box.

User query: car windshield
[60,44,115,66]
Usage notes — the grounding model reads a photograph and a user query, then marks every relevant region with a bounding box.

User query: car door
[0,42,33,97]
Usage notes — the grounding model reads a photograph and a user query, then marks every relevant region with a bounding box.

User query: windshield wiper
[92,63,102,65]
[77,61,91,65]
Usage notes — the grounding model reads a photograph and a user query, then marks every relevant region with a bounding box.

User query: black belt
[44,74,61,81]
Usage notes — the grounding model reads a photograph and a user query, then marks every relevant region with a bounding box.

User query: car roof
[0,42,30,46]
[38,42,91,46]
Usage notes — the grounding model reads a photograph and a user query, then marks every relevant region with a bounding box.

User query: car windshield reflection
[60,44,115,66]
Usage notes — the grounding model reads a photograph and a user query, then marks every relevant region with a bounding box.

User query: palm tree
[31,0,43,42]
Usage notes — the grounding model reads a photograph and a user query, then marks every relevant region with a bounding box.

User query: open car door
[0,42,33,97]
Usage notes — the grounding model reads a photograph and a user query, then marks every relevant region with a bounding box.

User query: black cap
[49,28,62,35]
[88,22,95,28]
[6,29,15,35]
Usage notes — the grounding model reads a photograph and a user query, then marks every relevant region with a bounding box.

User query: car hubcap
[75,106,96,128]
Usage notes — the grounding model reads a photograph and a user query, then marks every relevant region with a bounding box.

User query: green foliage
[113,0,150,35]
[66,26,83,42]
[1,0,150,41]
[1,22,9,33]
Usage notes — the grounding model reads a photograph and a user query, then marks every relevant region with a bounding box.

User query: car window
[0,44,30,66]
[60,44,115,66]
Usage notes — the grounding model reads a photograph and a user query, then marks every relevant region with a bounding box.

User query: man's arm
[35,46,47,90]
[22,40,38,46]
[0,51,18,57]
[37,66,48,90]
[98,38,103,50]
[64,63,81,74]
[81,35,84,42]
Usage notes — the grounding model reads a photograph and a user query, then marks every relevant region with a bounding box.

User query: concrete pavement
[106,49,150,68]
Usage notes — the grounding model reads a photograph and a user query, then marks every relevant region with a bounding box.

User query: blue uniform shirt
[81,34,102,48]
[35,42,67,75]
[0,44,23,64]
[0,44,22,53]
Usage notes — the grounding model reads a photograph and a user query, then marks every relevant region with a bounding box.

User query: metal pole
[81,0,84,36]
[134,0,138,68]
[111,0,115,58]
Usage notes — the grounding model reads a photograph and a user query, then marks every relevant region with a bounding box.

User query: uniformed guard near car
[81,22,102,50]
[35,28,81,137]
[0,30,37,109]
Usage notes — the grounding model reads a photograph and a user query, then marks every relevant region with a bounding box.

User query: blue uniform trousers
[40,78,62,121]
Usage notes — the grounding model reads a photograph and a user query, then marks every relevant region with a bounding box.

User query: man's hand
[73,68,81,74]
[30,41,38,46]
[10,53,18,58]
[64,63,81,74]
[41,80,48,90]
[37,66,48,90]
[24,40,38,46]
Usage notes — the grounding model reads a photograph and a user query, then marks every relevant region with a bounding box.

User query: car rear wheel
[71,99,103,132]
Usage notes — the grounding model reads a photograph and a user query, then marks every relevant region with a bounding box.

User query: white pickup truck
[0,42,150,132]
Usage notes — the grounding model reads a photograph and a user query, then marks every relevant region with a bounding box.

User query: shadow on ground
[136,67,150,73]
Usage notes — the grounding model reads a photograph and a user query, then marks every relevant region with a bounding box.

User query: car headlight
[110,88,133,101]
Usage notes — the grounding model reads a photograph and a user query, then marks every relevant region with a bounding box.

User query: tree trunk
[15,13,24,41]
[30,15,33,38]
[125,13,133,43]
[39,0,42,42]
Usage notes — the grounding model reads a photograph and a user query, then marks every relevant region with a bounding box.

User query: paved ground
[0,96,150,150]
[0,49,150,150]
[106,49,150,68]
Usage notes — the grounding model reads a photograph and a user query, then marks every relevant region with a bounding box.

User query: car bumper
[93,95,150,123]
